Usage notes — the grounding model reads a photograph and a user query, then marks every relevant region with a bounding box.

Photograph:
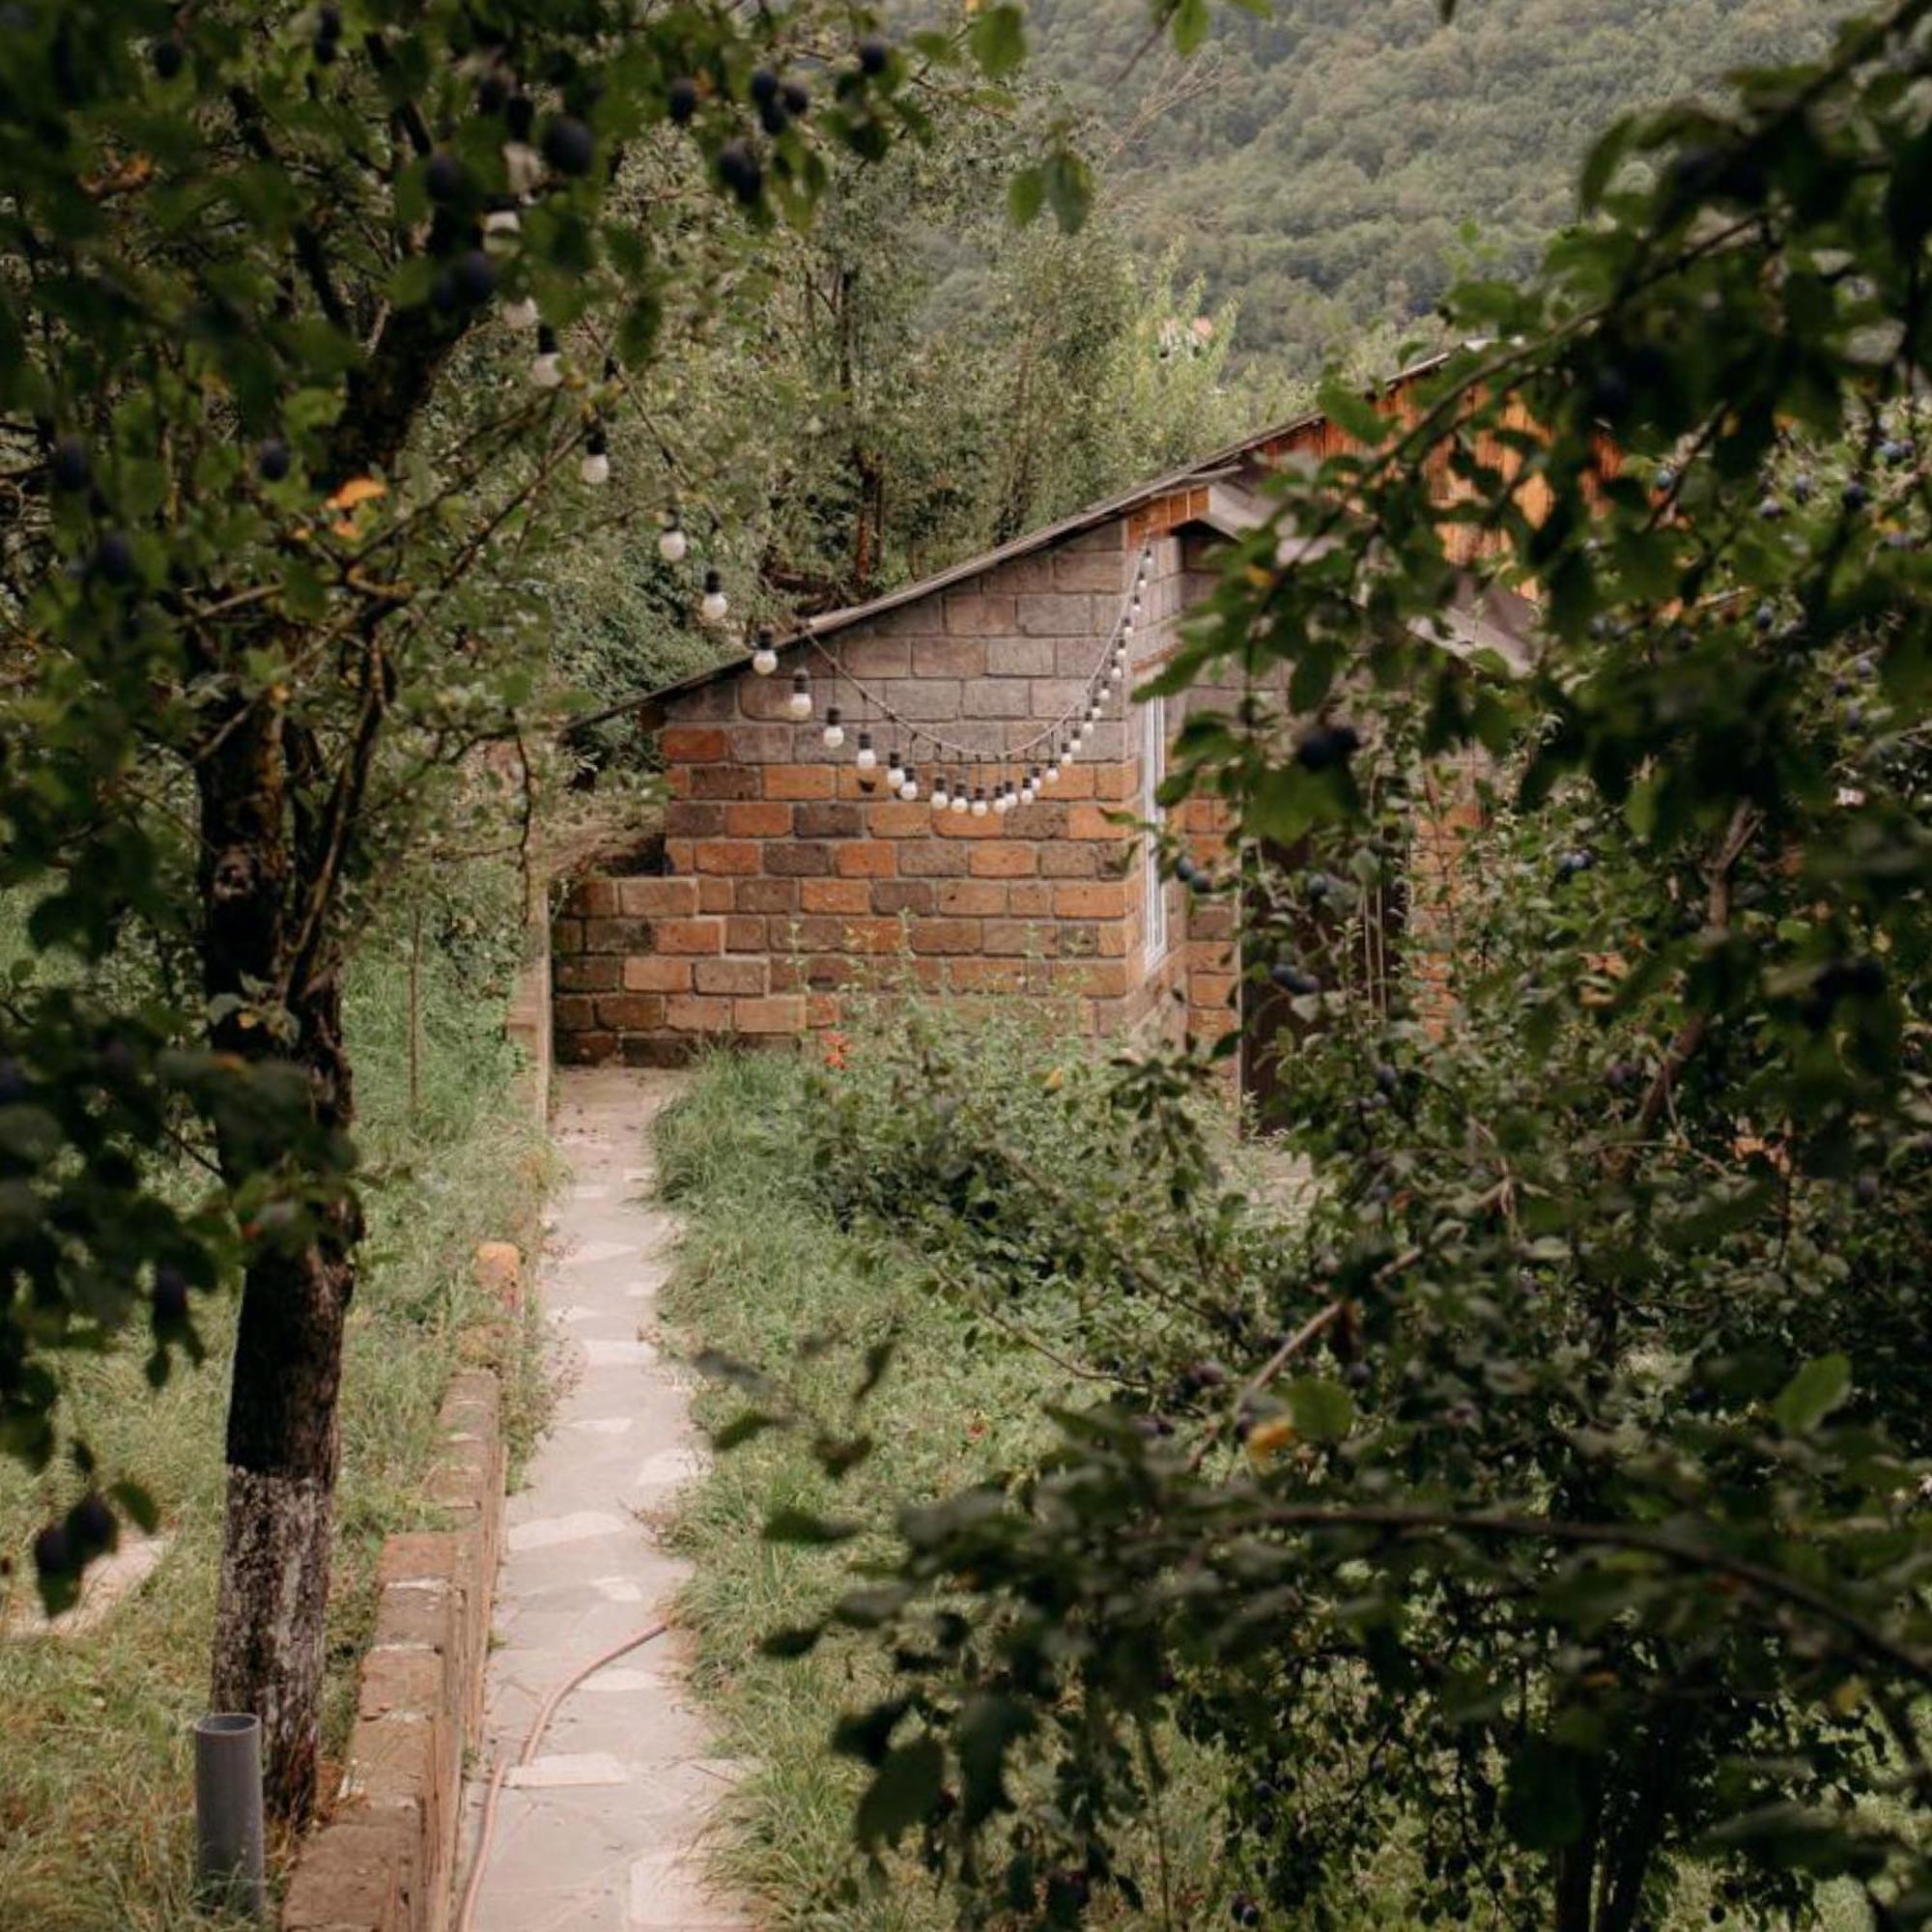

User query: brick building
[552,358,1534,1093]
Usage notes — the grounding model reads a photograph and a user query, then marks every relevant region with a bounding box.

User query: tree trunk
[209,1182,354,1821]
[198,698,361,1822]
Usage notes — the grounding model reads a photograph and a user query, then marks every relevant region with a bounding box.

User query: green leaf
[1504,1739,1587,1850]
[1772,1353,1852,1435]
[109,1480,159,1534]
[956,1692,1032,1826]
[1171,0,1211,57]
[1042,147,1093,236]
[1285,1377,1355,1443]
[1316,376,1388,446]
[856,1736,944,1850]
[968,4,1027,79]
[712,1409,780,1451]
[764,1507,862,1546]
[759,1624,823,1659]
[1007,165,1044,229]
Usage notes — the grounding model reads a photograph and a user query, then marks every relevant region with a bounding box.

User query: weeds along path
[457,1066,751,1932]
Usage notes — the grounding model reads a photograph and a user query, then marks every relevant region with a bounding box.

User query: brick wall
[555,515,1201,1065]
[282,1250,516,1932]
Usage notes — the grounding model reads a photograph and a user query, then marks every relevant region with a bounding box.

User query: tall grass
[0,935,552,1932]
[655,1037,1232,1930]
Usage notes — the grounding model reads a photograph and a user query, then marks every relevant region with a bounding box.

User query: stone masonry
[553,357,1511,1073]
[554,515,1203,1065]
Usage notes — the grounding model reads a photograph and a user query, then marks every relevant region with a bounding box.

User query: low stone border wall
[282,1249,523,1931]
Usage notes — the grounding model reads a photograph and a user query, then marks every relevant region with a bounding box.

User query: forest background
[558,0,1855,743]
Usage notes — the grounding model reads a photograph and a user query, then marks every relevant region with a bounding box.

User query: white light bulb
[931,781,950,810]
[994,787,1012,815]
[658,524,689,564]
[822,709,845,750]
[899,771,920,802]
[787,674,812,721]
[531,351,564,387]
[751,628,779,675]
[886,752,905,789]
[1087,700,1101,721]
[971,789,988,818]
[855,734,877,770]
[580,450,610,486]
[951,791,969,814]
[1020,781,1036,805]
[484,208,523,248]
[700,571,727,624]
[502,296,539,330]
[504,140,542,195]
[1045,760,1061,783]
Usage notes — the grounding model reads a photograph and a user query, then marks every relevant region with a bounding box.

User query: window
[1141,694,1168,964]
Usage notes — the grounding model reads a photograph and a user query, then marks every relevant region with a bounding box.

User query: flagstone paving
[457,1066,751,1932]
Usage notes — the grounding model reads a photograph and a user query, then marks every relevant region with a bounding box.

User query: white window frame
[1142,693,1168,965]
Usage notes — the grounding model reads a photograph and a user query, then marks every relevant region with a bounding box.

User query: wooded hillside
[1026,0,1852,366]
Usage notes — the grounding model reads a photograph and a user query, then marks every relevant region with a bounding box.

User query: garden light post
[193,1712,267,1921]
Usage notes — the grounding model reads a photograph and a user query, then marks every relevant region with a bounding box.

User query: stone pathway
[457,1066,750,1932]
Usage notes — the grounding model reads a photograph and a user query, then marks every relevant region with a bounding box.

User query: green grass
[653,1039,1886,1932]
[0,940,554,1932]
[655,1045,1233,1930]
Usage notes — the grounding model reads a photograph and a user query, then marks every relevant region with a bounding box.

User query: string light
[531,324,564,387]
[700,568,728,625]
[658,511,689,564]
[580,426,610,485]
[771,538,1154,834]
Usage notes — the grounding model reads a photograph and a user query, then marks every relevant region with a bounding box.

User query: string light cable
[749,542,1156,824]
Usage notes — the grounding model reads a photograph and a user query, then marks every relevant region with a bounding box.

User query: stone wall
[554,514,1198,1065]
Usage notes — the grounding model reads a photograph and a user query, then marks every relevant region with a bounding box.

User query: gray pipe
[193,1712,267,1921]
